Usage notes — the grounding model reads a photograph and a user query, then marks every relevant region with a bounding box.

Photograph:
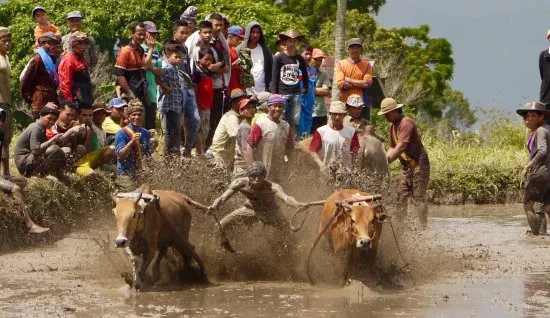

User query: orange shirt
[334,58,373,103]
[34,23,60,41]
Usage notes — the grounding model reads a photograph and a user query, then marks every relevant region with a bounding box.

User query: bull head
[341,202,389,250]
[113,191,145,248]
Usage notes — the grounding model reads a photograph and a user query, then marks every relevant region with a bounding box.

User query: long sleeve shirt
[270,52,309,95]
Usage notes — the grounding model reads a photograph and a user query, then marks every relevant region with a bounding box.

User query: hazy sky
[376,0,550,113]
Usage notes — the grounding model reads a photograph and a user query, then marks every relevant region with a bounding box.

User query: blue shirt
[115,124,153,175]
[158,61,184,114]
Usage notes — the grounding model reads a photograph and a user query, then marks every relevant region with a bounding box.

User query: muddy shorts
[524,170,550,204]
[399,150,430,200]
[0,176,13,194]
[219,206,290,234]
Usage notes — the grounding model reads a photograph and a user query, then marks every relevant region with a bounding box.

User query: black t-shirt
[271,53,309,95]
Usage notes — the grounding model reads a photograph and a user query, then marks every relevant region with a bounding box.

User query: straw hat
[516,101,548,117]
[377,98,404,116]
[278,29,304,41]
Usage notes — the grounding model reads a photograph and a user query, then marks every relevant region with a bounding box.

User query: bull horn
[134,191,143,203]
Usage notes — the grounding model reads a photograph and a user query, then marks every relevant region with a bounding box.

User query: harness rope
[290,200,326,232]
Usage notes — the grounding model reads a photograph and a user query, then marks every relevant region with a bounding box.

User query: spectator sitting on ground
[102,98,127,141]
[74,105,115,176]
[14,104,66,179]
[32,6,61,48]
[61,11,98,69]
[45,102,87,157]
[114,99,153,191]
[0,108,49,234]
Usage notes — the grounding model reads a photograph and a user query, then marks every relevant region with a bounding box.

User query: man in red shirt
[58,31,93,108]
[379,97,430,228]
[227,25,245,93]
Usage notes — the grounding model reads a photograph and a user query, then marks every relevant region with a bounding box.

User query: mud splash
[1,204,549,316]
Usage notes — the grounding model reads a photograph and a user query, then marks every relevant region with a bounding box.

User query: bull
[306,189,390,284]
[112,184,206,290]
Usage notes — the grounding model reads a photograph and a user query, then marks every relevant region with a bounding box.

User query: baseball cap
[238,98,253,111]
[346,94,365,108]
[143,21,158,34]
[38,32,60,44]
[67,11,83,19]
[347,38,363,48]
[32,6,46,17]
[108,98,127,108]
[228,26,245,38]
[312,48,325,59]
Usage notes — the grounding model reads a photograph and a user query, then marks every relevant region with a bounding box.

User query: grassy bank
[0,175,114,252]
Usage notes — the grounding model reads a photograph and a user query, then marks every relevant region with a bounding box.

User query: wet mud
[1,203,550,317]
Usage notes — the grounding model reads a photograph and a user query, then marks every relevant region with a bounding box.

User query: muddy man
[516,102,550,235]
[208,161,305,243]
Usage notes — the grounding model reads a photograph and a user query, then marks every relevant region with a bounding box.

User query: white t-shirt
[313,125,356,166]
[249,45,266,94]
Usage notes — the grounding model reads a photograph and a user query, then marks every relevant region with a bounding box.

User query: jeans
[161,110,183,156]
[183,88,200,156]
[283,94,301,127]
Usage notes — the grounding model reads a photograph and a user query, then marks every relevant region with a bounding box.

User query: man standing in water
[516,102,550,235]
[379,97,430,228]
[208,161,304,245]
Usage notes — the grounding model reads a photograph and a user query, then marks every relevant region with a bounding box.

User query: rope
[381,205,410,271]
[290,200,325,232]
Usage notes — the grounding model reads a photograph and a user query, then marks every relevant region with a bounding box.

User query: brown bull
[321,189,389,253]
[112,184,206,290]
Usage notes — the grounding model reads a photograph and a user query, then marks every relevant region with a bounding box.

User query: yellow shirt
[102,116,122,135]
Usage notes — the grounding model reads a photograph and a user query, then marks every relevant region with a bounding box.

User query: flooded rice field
[1,204,550,317]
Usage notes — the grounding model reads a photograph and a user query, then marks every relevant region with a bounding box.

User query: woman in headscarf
[58,31,94,108]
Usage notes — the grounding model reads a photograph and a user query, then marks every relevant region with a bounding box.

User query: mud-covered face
[248,173,266,189]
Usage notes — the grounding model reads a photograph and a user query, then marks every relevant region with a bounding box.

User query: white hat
[328,101,347,114]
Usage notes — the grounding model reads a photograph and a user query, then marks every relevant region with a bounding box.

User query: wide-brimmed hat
[516,101,549,117]
[278,29,304,41]
[347,38,363,48]
[67,11,83,19]
[230,88,249,103]
[377,98,404,115]
[32,6,46,17]
[328,101,347,114]
[92,102,111,114]
[346,94,364,108]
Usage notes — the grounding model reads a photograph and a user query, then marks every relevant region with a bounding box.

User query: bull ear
[375,212,391,223]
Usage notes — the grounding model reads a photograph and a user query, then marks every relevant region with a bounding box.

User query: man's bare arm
[272,183,302,208]
[209,179,243,210]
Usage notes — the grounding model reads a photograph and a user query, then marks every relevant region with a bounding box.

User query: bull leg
[137,247,156,287]
[126,246,142,290]
[152,246,168,284]
[524,201,541,235]
[175,240,208,282]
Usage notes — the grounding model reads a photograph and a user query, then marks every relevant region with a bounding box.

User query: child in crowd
[192,47,214,155]
[517,102,550,236]
[32,6,61,47]
[157,40,185,156]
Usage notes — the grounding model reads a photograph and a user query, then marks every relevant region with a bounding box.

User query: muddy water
[1,204,550,317]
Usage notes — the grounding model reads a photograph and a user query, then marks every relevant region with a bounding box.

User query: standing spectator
[378,97,430,228]
[227,26,245,93]
[14,105,66,178]
[103,98,127,139]
[309,101,359,171]
[299,44,315,137]
[540,29,550,109]
[142,21,162,127]
[310,48,331,133]
[334,38,373,104]
[20,32,60,119]
[271,30,309,135]
[61,11,98,69]
[239,22,273,95]
[208,90,251,169]
[32,6,61,47]
[158,41,185,156]
[186,14,231,147]
[0,27,13,177]
[344,94,370,133]
[274,38,285,57]
[192,47,215,155]
[74,105,115,176]
[58,31,93,108]
[115,99,153,190]
[113,22,156,130]
[246,94,293,182]
[516,102,550,235]
[234,95,257,178]
[172,19,200,157]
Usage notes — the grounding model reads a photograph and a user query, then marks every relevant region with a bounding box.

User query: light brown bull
[112,184,206,290]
